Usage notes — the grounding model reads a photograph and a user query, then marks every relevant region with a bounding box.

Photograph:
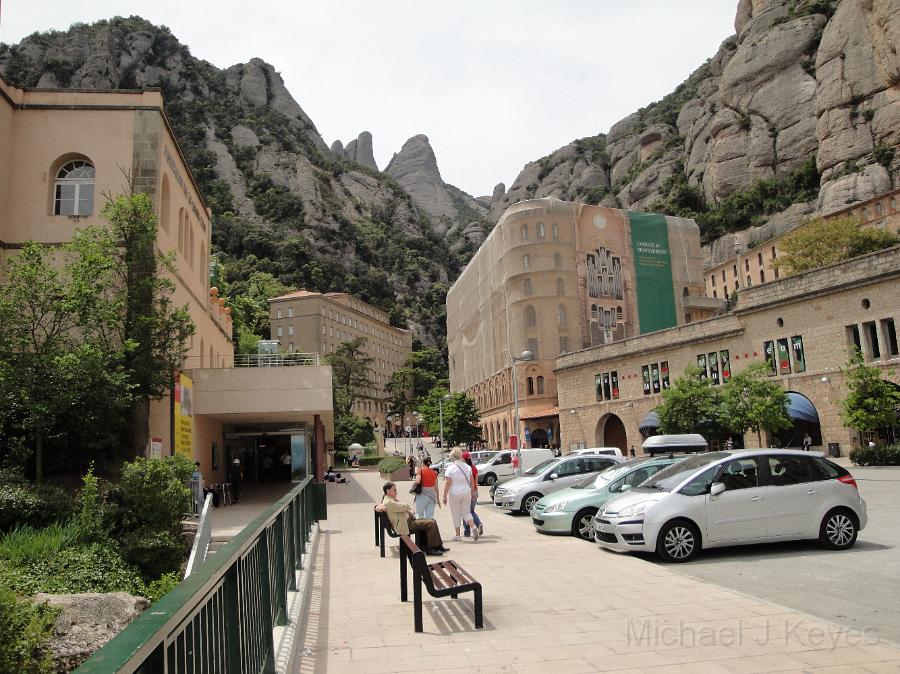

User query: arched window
[160,175,171,232]
[616,305,623,321]
[522,254,530,269]
[537,223,545,240]
[537,376,545,394]
[525,305,537,327]
[189,222,195,268]
[524,278,533,295]
[200,242,207,281]
[521,224,529,241]
[527,377,534,396]
[177,208,185,254]
[54,159,95,216]
[552,223,559,240]
[554,253,562,269]
[556,277,565,296]
[557,304,567,326]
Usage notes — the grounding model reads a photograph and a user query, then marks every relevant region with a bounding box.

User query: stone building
[269,290,412,429]
[557,246,900,455]
[447,197,720,449]
[0,76,333,482]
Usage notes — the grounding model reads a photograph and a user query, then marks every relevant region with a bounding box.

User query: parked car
[594,449,867,562]
[475,448,555,486]
[493,454,623,513]
[532,455,688,540]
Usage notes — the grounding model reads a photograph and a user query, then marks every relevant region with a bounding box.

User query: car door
[705,457,767,543]
[764,454,823,537]
[547,458,586,492]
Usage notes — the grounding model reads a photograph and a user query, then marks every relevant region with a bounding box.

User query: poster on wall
[660,361,670,389]
[628,212,676,334]
[697,354,708,379]
[651,364,661,394]
[708,352,720,385]
[720,350,731,382]
[174,372,193,458]
[763,341,777,376]
[777,338,792,375]
[641,365,651,394]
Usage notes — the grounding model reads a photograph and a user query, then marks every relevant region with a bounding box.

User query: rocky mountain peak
[331,131,378,171]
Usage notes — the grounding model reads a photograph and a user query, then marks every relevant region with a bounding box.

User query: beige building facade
[557,246,900,456]
[1,77,332,482]
[269,290,412,429]
[705,188,900,300]
[447,197,720,449]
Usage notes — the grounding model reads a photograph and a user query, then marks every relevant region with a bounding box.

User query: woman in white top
[442,448,479,541]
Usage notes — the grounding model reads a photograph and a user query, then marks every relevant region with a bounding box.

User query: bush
[333,451,348,467]
[358,456,383,466]
[74,464,111,545]
[120,528,186,580]
[0,522,81,565]
[0,586,58,674]
[0,544,144,596]
[0,483,73,533]
[849,443,900,466]
[143,571,181,604]
[377,457,406,474]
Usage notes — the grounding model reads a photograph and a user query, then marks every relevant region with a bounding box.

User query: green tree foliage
[325,338,374,417]
[418,389,482,447]
[841,353,900,434]
[656,365,726,439]
[385,347,449,415]
[333,414,374,455]
[775,216,899,275]
[720,363,792,446]
[219,270,291,353]
[0,586,57,674]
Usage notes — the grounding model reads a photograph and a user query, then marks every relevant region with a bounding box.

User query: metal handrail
[76,478,324,674]
[234,353,319,368]
[184,494,213,579]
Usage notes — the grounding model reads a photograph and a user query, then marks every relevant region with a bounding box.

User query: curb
[274,522,320,674]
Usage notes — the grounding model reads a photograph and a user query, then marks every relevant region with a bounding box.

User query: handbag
[409,481,422,495]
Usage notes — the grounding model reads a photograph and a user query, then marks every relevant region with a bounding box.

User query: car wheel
[819,508,858,550]
[571,508,599,540]
[483,473,497,486]
[656,519,701,563]
[521,493,542,514]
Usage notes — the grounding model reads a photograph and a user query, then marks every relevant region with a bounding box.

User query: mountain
[0,17,478,350]
[493,0,900,262]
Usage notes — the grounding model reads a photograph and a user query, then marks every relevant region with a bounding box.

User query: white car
[594,449,867,562]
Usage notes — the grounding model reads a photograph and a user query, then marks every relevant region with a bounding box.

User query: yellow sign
[174,373,194,458]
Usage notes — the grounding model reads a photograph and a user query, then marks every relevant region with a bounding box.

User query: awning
[785,392,819,424]
[639,409,660,432]
[520,406,559,421]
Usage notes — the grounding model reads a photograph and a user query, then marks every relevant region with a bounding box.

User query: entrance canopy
[639,409,660,434]
[785,392,819,424]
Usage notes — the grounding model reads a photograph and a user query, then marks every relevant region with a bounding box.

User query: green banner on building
[628,212,676,334]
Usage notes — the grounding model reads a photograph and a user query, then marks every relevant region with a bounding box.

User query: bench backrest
[376,509,400,537]
[399,534,434,587]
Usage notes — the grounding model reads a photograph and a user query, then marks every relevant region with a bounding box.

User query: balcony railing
[233,353,320,367]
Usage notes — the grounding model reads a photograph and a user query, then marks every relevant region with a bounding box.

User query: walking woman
[413,457,440,519]
[442,448,479,542]
[461,451,484,537]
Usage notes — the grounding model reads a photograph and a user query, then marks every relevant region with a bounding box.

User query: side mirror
[620,484,633,492]
[710,482,726,497]
[549,473,559,480]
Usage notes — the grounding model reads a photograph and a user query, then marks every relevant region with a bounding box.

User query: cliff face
[495,0,900,249]
[0,17,475,348]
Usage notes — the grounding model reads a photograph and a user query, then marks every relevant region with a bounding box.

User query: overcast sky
[2,1,736,198]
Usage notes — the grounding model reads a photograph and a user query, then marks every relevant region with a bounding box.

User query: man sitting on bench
[375,482,450,556]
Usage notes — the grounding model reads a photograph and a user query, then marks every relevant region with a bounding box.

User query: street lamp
[438,393,451,451]
[511,349,535,475]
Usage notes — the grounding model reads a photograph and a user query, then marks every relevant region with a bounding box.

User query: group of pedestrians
[378,447,484,556]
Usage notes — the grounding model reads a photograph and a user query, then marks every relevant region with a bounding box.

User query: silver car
[594,449,867,562]
[493,455,622,513]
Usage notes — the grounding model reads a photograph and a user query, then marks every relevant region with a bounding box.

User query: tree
[841,352,900,438]
[775,215,899,275]
[656,365,725,439]
[102,192,195,457]
[418,389,481,447]
[333,414,374,455]
[720,363,792,446]
[0,235,135,480]
[221,270,291,353]
[384,347,448,415]
[325,337,374,417]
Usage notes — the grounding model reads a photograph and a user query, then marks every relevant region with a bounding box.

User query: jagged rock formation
[330,131,378,171]
[385,134,488,234]
[0,17,474,347]
[493,0,900,246]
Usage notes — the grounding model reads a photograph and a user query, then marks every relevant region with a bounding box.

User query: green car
[530,455,689,540]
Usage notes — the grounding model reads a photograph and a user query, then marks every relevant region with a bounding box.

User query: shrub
[0,483,73,533]
[143,571,181,604]
[0,522,81,565]
[358,456,383,466]
[0,544,144,596]
[74,464,111,545]
[849,443,900,466]
[377,457,406,474]
[120,529,186,580]
[0,586,58,674]
[333,450,349,467]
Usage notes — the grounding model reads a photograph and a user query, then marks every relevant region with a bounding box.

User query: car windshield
[591,457,654,486]
[524,458,560,476]
[640,452,730,491]
[571,471,605,489]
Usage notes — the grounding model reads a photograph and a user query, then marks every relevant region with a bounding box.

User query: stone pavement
[295,469,900,674]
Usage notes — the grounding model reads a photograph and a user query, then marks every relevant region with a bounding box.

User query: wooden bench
[398,534,483,633]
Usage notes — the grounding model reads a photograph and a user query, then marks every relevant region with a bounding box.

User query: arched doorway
[775,392,822,449]
[595,414,627,452]
[530,428,548,448]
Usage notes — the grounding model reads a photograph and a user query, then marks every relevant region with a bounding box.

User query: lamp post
[511,350,535,476]
[438,393,451,451]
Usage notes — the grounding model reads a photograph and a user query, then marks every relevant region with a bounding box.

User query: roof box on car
[642,434,708,455]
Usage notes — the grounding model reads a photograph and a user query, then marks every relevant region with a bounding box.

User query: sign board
[174,372,194,458]
[150,437,162,459]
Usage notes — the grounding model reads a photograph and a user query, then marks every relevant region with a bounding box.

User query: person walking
[280,450,292,481]
[228,458,242,503]
[461,451,484,538]
[413,457,440,519]
[442,448,479,542]
[802,433,812,451]
[407,455,417,480]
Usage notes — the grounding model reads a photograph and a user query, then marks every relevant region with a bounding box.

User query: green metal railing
[77,478,327,674]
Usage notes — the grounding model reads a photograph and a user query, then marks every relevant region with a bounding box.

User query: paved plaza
[295,466,900,674]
